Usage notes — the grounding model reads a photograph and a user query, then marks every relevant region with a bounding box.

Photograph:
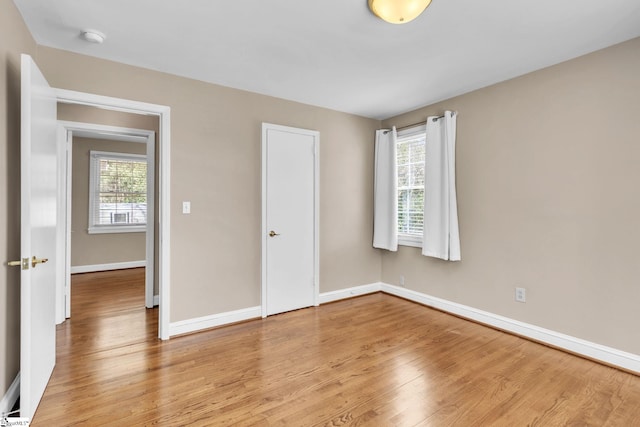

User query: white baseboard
[162,280,639,373]
[319,282,382,304]
[167,283,382,338]
[71,260,146,274]
[381,283,640,374]
[0,373,20,416]
[169,306,261,337]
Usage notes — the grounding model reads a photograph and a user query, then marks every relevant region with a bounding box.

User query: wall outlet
[399,275,405,286]
[515,287,526,303]
[182,201,191,214]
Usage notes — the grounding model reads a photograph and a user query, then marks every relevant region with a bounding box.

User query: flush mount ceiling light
[80,29,106,44]
[368,0,432,24]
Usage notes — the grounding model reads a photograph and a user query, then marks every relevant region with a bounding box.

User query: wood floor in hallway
[32,268,640,426]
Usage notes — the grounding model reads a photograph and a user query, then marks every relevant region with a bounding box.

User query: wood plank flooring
[32,268,640,426]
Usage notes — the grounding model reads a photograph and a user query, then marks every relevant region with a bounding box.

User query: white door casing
[54,89,171,340]
[261,123,319,316]
[20,54,58,420]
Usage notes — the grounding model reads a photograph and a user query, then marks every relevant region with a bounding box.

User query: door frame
[54,89,171,340]
[57,121,156,322]
[260,123,319,317]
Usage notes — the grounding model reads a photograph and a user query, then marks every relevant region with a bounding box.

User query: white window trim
[397,124,426,247]
[88,150,147,234]
[88,225,145,234]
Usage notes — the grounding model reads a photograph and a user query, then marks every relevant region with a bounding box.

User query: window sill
[398,235,422,248]
[88,225,146,234]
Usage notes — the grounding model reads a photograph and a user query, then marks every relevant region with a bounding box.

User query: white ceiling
[13,0,640,120]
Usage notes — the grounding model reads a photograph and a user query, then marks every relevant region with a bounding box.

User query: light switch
[182,201,191,214]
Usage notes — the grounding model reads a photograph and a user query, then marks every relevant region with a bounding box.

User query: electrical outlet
[515,287,526,303]
[399,275,405,286]
[182,201,191,214]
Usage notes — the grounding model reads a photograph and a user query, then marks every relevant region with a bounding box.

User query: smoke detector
[81,29,106,44]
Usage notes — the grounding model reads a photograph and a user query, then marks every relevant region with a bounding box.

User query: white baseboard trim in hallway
[70,260,146,274]
[169,306,261,337]
[380,283,640,374]
[0,373,20,416]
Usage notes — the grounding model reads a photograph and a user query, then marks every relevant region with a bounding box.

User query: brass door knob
[6,256,47,270]
[269,230,280,237]
[7,258,29,270]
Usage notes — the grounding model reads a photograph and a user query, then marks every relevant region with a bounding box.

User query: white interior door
[19,54,58,420]
[262,123,319,316]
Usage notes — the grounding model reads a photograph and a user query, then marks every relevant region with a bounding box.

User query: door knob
[7,258,30,270]
[6,257,49,269]
[31,256,49,268]
[269,230,280,237]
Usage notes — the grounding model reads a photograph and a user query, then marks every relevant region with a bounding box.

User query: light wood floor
[32,268,640,426]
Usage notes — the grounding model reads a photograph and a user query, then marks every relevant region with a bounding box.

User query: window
[397,125,426,247]
[88,151,147,234]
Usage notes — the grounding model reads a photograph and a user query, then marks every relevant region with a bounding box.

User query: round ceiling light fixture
[80,29,106,44]
[368,0,432,24]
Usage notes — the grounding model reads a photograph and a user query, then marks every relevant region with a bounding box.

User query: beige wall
[0,0,36,401]
[381,37,640,355]
[70,137,146,267]
[36,46,382,322]
[59,103,159,131]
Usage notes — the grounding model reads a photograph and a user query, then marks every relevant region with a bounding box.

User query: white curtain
[373,128,398,251]
[422,111,461,261]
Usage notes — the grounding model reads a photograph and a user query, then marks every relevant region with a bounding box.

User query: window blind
[397,133,425,237]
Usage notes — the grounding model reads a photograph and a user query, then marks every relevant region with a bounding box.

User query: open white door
[261,123,319,316]
[18,54,58,420]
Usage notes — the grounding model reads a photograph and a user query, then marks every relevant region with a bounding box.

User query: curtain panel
[422,111,461,261]
[373,128,398,251]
